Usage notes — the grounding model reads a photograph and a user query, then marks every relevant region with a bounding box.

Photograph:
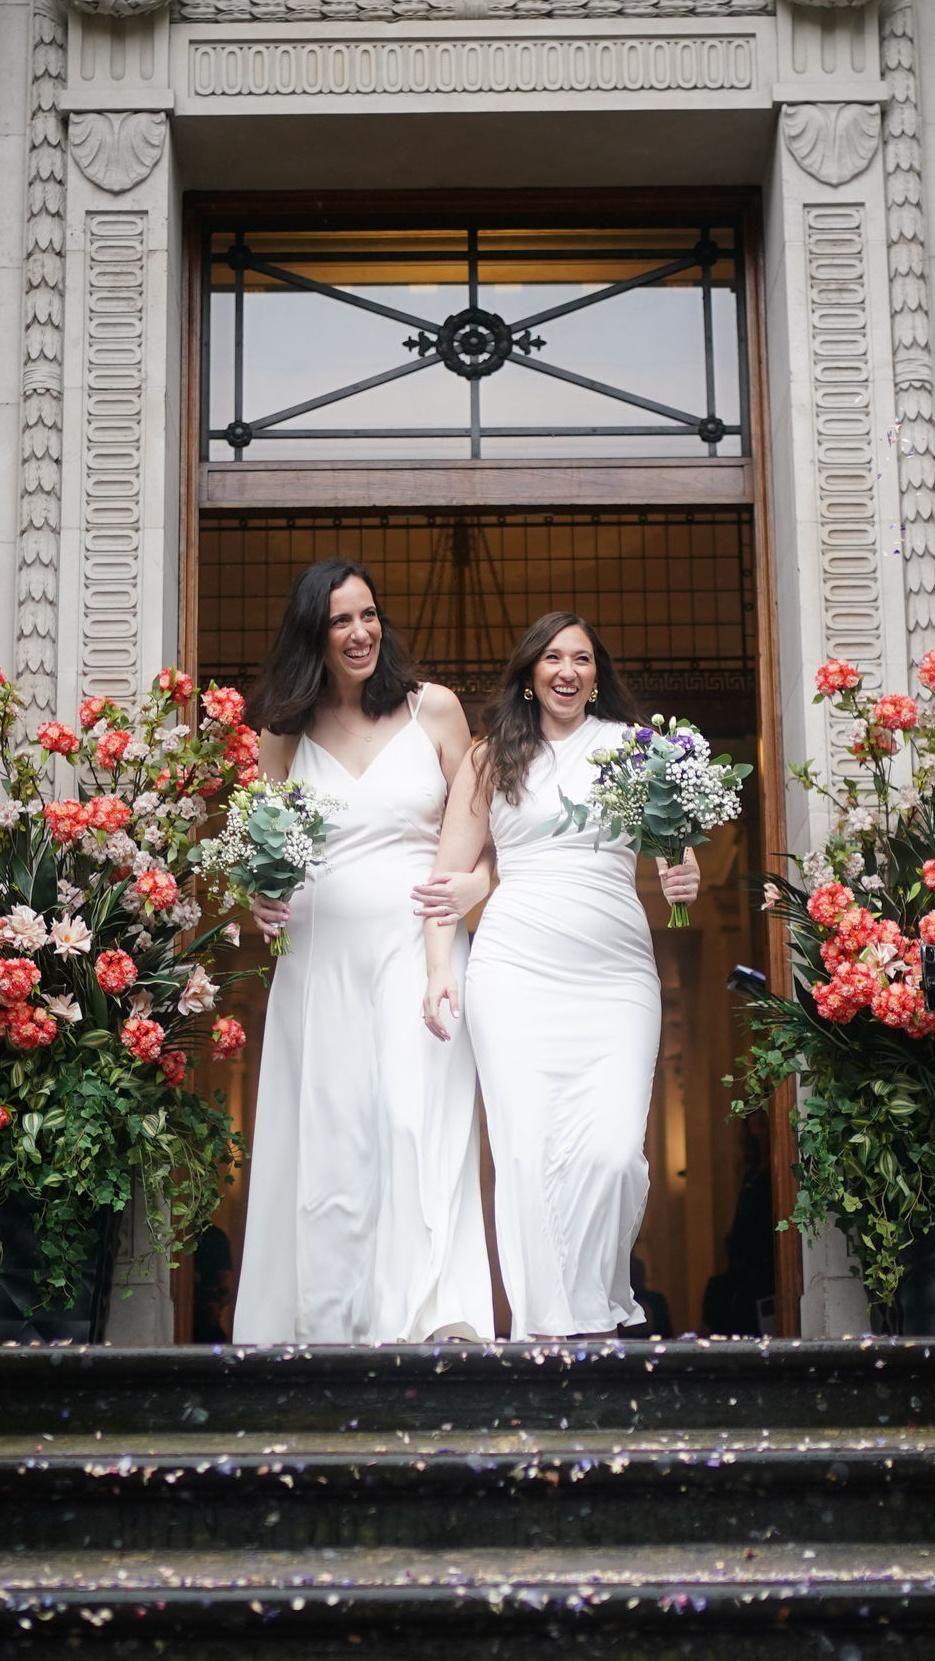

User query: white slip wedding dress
[233,688,493,1345]
[466,716,661,1340]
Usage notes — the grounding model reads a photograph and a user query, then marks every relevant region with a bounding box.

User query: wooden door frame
[178,186,803,1338]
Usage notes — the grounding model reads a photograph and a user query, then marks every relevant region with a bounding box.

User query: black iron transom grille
[205,221,747,463]
[199,509,755,725]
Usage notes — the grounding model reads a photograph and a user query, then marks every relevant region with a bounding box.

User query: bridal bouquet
[190,777,344,957]
[556,715,751,926]
[0,666,255,1305]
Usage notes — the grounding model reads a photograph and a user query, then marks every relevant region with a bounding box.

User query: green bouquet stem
[667,902,691,929]
[270,927,292,958]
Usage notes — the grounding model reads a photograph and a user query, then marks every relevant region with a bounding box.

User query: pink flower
[815,660,861,697]
[79,696,108,729]
[211,1015,246,1060]
[871,693,918,732]
[159,1049,188,1086]
[920,914,935,946]
[0,905,49,953]
[922,859,935,891]
[44,799,91,846]
[0,957,42,1006]
[177,964,218,1016]
[42,992,82,1024]
[761,882,781,911]
[120,1016,165,1063]
[872,981,923,1030]
[94,948,138,996]
[50,915,93,959]
[86,795,132,834]
[4,1001,57,1050]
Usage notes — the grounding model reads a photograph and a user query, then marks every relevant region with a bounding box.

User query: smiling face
[323,575,383,691]
[530,624,597,735]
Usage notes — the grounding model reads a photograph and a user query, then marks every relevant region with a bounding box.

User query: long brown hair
[247,561,418,735]
[476,612,636,805]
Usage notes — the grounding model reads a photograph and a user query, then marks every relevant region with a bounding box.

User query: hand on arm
[422,746,491,1040]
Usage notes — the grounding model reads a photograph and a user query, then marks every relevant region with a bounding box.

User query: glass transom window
[205,220,748,463]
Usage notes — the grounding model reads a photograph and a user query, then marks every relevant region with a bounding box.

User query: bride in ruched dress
[233,561,493,1345]
[419,613,699,1340]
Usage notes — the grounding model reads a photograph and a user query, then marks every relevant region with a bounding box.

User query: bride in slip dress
[419,612,700,1341]
[232,561,493,1345]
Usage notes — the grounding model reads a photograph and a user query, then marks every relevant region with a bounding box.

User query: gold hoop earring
[588,687,599,704]
[523,687,534,702]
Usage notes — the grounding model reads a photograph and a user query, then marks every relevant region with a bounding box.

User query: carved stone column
[880,0,935,669]
[14,0,68,732]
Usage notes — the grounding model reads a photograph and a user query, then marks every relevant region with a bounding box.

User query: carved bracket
[782,102,881,186]
[68,0,169,15]
[69,111,166,192]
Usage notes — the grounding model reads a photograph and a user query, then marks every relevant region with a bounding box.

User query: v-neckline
[303,717,416,784]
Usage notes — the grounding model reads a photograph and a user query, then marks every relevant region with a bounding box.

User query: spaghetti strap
[409,683,428,720]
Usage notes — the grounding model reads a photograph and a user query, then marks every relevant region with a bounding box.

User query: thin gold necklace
[330,708,378,743]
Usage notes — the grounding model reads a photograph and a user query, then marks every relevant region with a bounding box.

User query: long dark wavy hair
[476,612,636,805]
[247,561,418,735]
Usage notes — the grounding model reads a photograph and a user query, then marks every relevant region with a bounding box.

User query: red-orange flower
[871,981,920,1029]
[211,1015,246,1060]
[120,1016,165,1063]
[86,794,132,834]
[202,686,245,727]
[815,659,861,697]
[920,914,935,946]
[871,693,918,732]
[812,979,859,1024]
[159,1048,188,1086]
[79,696,108,729]
[835,907,878,957]
[157,668,194,705]
[0,957,41,1006]
[95,729,132,770]
[94,948,138,996]
[133,868,179,912]
[0,1105,11,1130]
[4,1001,57,1050]
[806,882,854,930]
[44,799,91,846]
[918,650,935,694]
[223,723,259,770]
[36,721,80,756]
[922,859,935,891]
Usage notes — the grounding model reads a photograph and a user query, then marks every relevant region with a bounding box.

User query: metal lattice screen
[198,509,755,727]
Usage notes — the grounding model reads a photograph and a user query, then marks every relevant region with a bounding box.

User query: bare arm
[413,685,494,922]
[252,729,300,938]
[422,746,492,1039]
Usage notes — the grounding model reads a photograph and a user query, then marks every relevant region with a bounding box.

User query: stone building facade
[1,0,933,1341]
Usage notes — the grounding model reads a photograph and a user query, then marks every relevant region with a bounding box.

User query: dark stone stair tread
[2,1426,933,1459]
[2,1542,935,1597]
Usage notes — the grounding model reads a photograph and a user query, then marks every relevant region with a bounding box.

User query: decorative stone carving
[69,112,166,194]
[782,103,881,188]
[68,0,169,16]
[172,0,774,20]
[15,0,67,731]
[804,205,885,783]
[792,1,870,9]
[79,212,146,703]
[880,0,935,668]
[188,33,755,98]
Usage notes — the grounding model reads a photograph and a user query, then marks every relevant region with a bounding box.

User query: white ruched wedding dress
[233,688,493,1345]
[466,716,661,1340]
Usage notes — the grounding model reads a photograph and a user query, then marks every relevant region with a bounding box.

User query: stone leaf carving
[172,0,776,17]
[782,102,881,187]
[70,111,166,193]
[68,0,169,16]
[792,1,870,9]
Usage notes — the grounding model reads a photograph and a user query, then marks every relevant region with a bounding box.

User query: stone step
[2,1339,933,1436]
[3,1438,934,1552]
[2,1544,934,1658]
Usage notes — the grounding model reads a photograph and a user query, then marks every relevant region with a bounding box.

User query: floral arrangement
[555,715,751,926]
[0,666,259,1307]
[191,778,344,956]
[727,652,935,1305]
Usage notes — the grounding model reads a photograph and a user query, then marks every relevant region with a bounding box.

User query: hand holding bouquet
[556,715,752,926]
[191,778,344,956]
